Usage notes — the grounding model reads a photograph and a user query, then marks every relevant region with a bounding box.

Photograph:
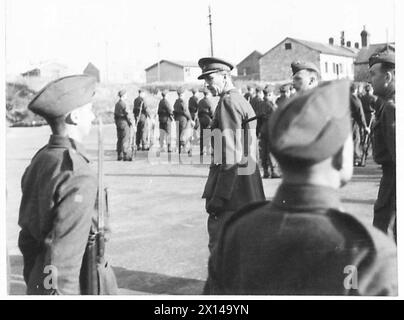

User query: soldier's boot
[117,153,123,161]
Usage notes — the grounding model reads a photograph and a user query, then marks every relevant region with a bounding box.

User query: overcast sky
[5,0,396,82]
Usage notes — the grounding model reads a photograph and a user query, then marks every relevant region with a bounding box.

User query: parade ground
[6,124,383,295]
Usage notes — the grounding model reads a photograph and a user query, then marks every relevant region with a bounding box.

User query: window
[340,63,343,74]
[184,67,191,76]
[325,62,328,73]
[333,63,336,74]
[243,68,247,76]
[285,43,292,50]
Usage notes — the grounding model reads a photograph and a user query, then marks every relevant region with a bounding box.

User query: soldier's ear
[65,110,78,125]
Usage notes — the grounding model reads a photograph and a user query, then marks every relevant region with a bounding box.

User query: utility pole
[208,5,214,56]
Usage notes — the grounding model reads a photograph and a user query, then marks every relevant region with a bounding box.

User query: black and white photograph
[1,0,401,299]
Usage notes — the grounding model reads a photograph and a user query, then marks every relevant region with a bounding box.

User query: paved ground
[6,124,382,295]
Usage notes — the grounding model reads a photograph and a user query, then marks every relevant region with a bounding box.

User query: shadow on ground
[8,255,205,295]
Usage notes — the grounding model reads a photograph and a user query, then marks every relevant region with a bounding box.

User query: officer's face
[293,70,317,92]
[204,72,226,96]
[73,103,95,138]
[369,63,394,97]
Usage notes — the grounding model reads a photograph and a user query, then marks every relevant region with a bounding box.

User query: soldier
[197,88,214,155]
[18,75,111,294]
[250,87,263,114]
[361,83,377,126]
[197,57,265,254]
[350,83,369,166]
[114,89,132,161]
[133,89,151,150]
[257,89,281,179]
[275,83,291,108]
[157,89,173,152]
[173,87,191,154]
[291,61,320,92]
[188,88,200,144]
[205,80,397,295]
[368,51,396,241]
[243,85,255,103]
[188,88,199,121]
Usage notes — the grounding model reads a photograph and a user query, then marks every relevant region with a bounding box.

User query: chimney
[347,41,351,48]
[340,31,345,46]
[329,37,334,45]
[354,42,359,49]
[360,25,370,47]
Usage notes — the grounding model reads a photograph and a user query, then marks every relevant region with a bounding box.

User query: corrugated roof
[145,59,198,71]
[355,43,395,64]
[290,38,357,57]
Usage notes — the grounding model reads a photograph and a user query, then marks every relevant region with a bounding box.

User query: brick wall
[260,39,320,82]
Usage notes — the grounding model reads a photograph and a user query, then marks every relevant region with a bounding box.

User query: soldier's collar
[48,135,89,161]
[273,183,341,211]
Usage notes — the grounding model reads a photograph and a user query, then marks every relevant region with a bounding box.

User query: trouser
[352,122,362,163]
[159,121,172,150]
[199,116,212,155]
[259,137,280,176]
[373,163,396,241]
[136,118,149,150]
[115,120,131,159]
[176,117,188,153]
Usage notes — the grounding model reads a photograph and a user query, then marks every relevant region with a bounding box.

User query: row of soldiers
[16,49,396,295]
[113,87,215,160]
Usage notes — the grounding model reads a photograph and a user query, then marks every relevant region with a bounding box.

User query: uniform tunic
[173,98,191,146]
[372,92,396,238]
[350,94,367,162]
[188,95,199,121]
[206,184,397,295]
[18,135,98,295]
[197,97,214,154]
[158,98,173,148]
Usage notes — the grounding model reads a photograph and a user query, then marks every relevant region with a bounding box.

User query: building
[236,50,262,80]
[354,27,395,81]
[259,37,357,82]
[83,62,100,82]
[145,60,201,83]
[21,61,71,81]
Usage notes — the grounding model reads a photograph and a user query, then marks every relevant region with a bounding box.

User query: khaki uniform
[18,136,99,294]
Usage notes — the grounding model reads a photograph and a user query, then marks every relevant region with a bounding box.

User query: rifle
[360,115,374,167]
[80,118,118,295]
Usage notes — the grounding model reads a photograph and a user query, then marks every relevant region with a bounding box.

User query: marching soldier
[197,88,214,155]
[133,89,151,150]
[257,89,281,179]
[368,51,396,241]
[275,83,291,108]
[114,89,132,161]
[157,89,173,152]
[350,83,369,166]
[197,57,265,254]
[18,75,114,294]
[173,88,191,154]
[291,61,320,92]
[205,80,397,295]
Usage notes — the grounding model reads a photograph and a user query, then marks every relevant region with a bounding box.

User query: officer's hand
[206,197,225,215]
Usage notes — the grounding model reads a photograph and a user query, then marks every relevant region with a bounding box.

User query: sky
[5,0,396,82]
